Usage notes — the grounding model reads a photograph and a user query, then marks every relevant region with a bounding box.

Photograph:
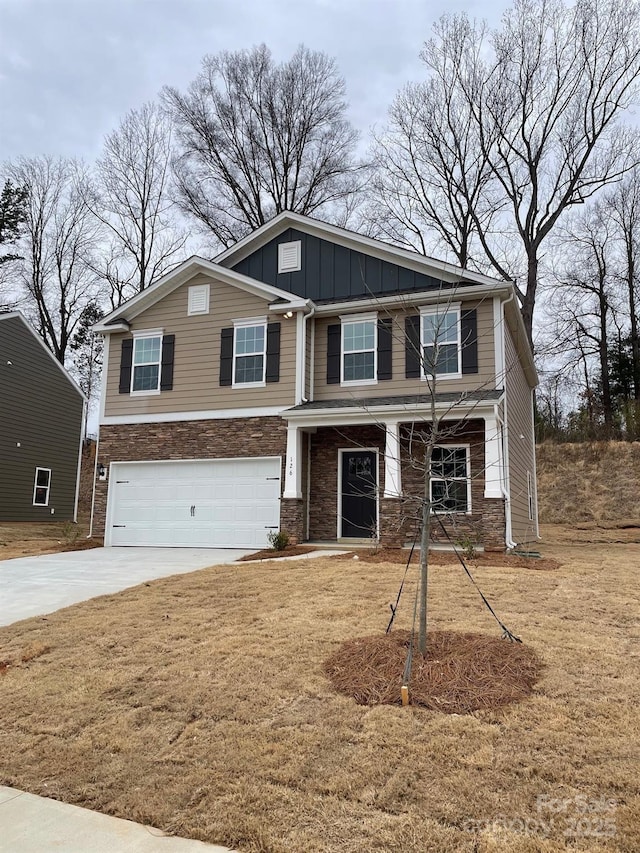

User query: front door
[340,450,377,538]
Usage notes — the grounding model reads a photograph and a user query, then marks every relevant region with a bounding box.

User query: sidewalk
[0,786,236,853]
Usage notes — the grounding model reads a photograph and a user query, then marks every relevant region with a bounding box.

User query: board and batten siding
[312,299,496,401]
[0,315,84,521]
[103,273,297,418]
[504,323,538,544]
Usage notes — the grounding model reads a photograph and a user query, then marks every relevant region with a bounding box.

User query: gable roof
[0,311,86,400]
[215,211,509,289]
[93,256,308,334]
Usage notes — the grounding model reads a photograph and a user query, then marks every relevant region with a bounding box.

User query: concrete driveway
[0,546,253,627]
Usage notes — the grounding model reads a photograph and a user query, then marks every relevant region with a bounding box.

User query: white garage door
[106,458,281,548]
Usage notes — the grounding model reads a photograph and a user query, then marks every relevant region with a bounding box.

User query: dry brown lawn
[0,520,96,560]
[0,525,638,852]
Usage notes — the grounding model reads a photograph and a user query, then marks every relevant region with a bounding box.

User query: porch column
[484,413,503,499]
[283,424,303,499]
[383,420,402,498]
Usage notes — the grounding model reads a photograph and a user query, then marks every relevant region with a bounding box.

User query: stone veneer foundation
[93,416,505,550]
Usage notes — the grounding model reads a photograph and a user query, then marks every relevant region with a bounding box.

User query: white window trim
[130,329,163,396]
[340,312,378,387]
[278,240,301,273]
[188,283,210,316]
[232,316,267,388]
[33,467,51,507]
[420,304,462,380]
[430,444,472,515]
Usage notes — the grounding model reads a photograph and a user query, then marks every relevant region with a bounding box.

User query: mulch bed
[342,548,560,571]
[238,545,317,561]
[324,629,542,714]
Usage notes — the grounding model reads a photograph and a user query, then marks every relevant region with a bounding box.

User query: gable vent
[278,241,301,274]
[188,284,210,315]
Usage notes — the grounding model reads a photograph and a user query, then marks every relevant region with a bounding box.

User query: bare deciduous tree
[89,102,188,308]
[367,16,502,269]
[8,156,102,364]
[163,44,362,248]
[377,0,640,348]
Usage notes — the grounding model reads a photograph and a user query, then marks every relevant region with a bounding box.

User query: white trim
[295,311,305,405]
[33,467,51,507]
[314,285,510,317]
[283,399,503,430]
[0,311,86,401]
[337,447,379,540]
[340,312,378,386]
[99,333,110,423]
[527,471,534,521]
[493,296,506,387]
[483,412,503,499]
[100,406,285,426]
[430,444,472,515]
[88,433,100,538]
[93,257,298,333]
[231,318,267,388]
[383,420,402,498]
[104,455,282,547]
[214,211,509,289]
[531,388,540,538]
[283,424,303,498]
[420,304,462,380]
[73,402,86,523]
[131,331,163,395]
[278,240,301,273]
[187,283,210,316]
[502,393,515,548]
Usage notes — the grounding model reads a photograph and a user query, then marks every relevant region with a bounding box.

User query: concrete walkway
[0,546,253,626]
[0,786,235,852]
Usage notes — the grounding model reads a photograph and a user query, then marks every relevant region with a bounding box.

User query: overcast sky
[0,0,507,164]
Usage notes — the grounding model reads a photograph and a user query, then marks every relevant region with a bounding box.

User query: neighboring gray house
[0,312,85,522]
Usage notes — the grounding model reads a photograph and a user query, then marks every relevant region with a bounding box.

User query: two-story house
[0,311,86,522]
[92,213,538,551]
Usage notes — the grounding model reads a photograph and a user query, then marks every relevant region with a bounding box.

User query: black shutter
[377,318,392,380]
[118,338,133,393]
[461,309,478,374]
[327,323,341,384]
[265,322,281,383]
[160,334,175,391]
[219,327,234,386]
[405,315,421,378]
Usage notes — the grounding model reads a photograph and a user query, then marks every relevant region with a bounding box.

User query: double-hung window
[33,467,51,506]
[430,446,471,513]
[233,319,266,386]
[341,314,377,384]
[421,305,461,378]
[132,332,162,393]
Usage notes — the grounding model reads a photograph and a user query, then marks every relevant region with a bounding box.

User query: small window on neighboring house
[341,314,377,384]
[188,284,210,315]
[233,320,266,386]
[527,471,534,520]
[421,306,461,378]
[430,446,470,513]
[278,241,301,273]
[33,468,51,506]
[131,333,162,392]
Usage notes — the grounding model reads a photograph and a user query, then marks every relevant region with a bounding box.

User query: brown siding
[312,299,496,400]
[504,324,537,545]
[103,273,297,418]
[0,315,84,521]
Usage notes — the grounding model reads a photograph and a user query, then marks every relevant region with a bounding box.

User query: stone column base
[280,498,305,545]
[379,497,405,547]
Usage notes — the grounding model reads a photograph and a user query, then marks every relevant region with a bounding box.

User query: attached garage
[105,457,281,548]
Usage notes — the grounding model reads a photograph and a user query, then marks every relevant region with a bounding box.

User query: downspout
[73,399,86,524]
[499,289,518,550]
[301,302,316,403]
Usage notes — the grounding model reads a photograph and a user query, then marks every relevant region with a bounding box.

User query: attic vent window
[188,284,210,315]
[278,241,301,274]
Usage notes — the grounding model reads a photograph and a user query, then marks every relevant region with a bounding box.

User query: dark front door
[340,450,377,538]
